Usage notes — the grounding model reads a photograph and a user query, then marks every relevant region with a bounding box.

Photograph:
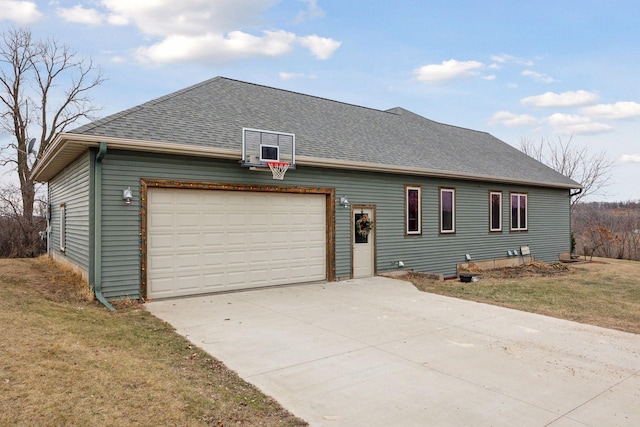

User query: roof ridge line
[387,106,493,136]
[220,76,399,116]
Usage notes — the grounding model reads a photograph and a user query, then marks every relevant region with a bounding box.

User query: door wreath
[356,213,374,237]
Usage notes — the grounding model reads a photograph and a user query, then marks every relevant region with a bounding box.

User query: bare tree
[0,183,46,257]
[520,135,614,207]
[0,27,104,227]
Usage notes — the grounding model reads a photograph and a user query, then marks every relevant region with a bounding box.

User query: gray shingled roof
[70,76,578,188]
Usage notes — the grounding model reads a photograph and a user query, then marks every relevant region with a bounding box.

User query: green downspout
[94,142,115,311]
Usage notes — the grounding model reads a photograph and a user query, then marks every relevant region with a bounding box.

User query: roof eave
[32,134,581,190]
[296,156,581,190]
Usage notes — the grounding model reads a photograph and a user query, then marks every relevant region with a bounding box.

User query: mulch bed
[459,260,571,279]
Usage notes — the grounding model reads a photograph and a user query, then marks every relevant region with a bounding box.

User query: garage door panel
[177,213,200,227]
[176,275,201,292]
[150,278,176,297]
[176,253,201,269]
[202,253,225,268]
[202,273,224,287]
[251,231,269,244]
[149,233,175,249]
[271,213,290,226]
[202,233,224,248]
[203,212,225,224]
[176,233,201,248]
[149,254,175,268]
[149,212,174,227]
[147,188,327,298]
[228,214,249,227]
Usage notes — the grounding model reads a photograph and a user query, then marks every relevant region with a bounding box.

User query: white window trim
[510,193,528,231]
[490,191,502,232]
[405,185,422,235]
[59,204,66,252]
[440,188,456,234]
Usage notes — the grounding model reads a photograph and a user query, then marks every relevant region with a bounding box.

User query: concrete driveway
[146,276,640,427]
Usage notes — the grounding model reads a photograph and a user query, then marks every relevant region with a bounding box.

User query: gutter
[33,133,582,191]
[93,141,115,311]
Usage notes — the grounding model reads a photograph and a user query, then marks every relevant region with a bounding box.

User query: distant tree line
[572,201,640,260]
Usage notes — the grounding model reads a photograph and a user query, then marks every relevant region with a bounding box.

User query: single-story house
[32,77,580,307]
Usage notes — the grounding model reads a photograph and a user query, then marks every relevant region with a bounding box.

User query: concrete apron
[145,276,640,427]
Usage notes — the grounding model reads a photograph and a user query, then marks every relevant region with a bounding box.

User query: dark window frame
[439,187,456,234]
[405,185,422,235]
[59,203,66,252]
[489,191,502,232]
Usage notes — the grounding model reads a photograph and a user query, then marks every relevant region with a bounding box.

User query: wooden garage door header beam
[139,179,336,300]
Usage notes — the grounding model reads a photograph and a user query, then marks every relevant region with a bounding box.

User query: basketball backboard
[242,128,296,169]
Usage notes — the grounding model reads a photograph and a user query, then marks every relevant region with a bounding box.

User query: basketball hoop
[267,161,289,180]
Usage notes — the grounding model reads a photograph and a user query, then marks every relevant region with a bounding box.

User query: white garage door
[146,188,326,299]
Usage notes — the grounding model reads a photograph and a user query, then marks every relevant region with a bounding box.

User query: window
[405,185,421,235]
[490,191,502,232]
[59,204,66,252]
[354,212,368,244]
[440,188,455,233]
[510,193,528,231]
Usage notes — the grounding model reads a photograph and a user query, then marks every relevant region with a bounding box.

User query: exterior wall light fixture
[339,195,349,207]
[122,187,133,205]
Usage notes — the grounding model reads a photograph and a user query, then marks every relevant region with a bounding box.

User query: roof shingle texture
[71,77,577,187]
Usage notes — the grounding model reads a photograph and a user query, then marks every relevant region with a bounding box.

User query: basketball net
[267,162,289,180]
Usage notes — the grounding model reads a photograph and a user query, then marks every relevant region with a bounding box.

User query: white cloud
[101,0,275,36]
[490,53,533,66]
[521,90,599,108]
[136,30,297,64]
[521,70,557,83]
[298,35,341,59]
[57,5,103,25]
[98,0,340,64]
[546,113,611,134]
[107,13,129,26]
[0,0,41,24]
[489,111,539,127]
[279,72,304,80]
[279,72,317,80]
[294,0,325,23]
[484,75,497,81]
[415,59,484,83]
[620,154,640,163]
[581,101,640,120]
[490,54,512,63]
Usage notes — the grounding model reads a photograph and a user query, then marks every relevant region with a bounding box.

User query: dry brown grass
[0,257,307,426]
[403,257,640,335]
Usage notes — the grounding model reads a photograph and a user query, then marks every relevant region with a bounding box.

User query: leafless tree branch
[0,27,104,234]
[520,135,615,207]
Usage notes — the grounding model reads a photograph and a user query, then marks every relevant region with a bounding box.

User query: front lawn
[403,258,640,335]
[0,257,306,426]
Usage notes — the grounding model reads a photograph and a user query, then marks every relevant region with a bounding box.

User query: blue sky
[2,0,639,201]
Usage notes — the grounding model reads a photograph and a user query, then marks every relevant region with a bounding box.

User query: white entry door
[352,207,375,278]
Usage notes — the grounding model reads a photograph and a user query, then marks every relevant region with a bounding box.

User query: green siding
[48,151,91,272]
[99,149,571,299]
